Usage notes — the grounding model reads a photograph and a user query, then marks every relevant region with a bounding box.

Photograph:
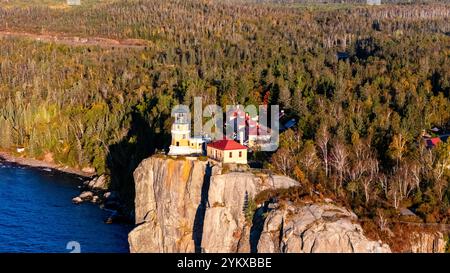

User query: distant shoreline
[0,151,95,180]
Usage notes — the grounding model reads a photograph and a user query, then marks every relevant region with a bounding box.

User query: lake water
[0,163,131,253]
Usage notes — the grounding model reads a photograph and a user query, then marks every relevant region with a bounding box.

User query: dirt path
[0,30,149,49]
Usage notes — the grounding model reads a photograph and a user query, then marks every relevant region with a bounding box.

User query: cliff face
[201,172,299,253]
[257,204,391,253]
[128,157,212,253]
[410,232,446,253]
[128,156,445,253]
[128,156,299,253]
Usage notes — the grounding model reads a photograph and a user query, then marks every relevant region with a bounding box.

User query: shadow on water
[193,163,212,253]
[105,104,170,214]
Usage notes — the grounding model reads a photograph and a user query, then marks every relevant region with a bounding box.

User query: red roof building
[207,139,247,151]
[424,137,441,148]
[248,123,271,137]
[207,139,247,164]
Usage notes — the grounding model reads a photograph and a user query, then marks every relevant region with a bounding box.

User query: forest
[0,0,449,229]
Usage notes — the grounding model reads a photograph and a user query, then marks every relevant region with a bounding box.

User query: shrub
[198,155,208,161]
[244,198,257,224]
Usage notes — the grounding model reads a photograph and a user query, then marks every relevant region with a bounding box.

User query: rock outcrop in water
[128,156,396,253]
[72,174,110,205]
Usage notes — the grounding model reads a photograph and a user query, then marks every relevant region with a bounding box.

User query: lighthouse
[168,107,192,155]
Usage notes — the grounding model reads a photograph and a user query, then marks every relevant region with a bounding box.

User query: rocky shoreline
[71,175,130,224]
[0,151,129,224]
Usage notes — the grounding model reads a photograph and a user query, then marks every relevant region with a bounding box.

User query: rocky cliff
[201,172,299,253]
[410,232,446,253]
[128,156,211,252]
[128,156,445,253]
[257,204,391,253]
[128,156,300,253]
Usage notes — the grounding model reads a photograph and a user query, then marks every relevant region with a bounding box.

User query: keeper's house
[207,139,247,164]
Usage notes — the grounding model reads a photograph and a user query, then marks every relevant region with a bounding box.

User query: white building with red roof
[207,139,248,164]
[246,120,271,147]
[226,109,273,149]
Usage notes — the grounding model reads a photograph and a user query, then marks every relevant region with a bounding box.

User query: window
[176,142,179,146]
[183,134,186,139]
[229,152,233,158]
[239,151,242,157]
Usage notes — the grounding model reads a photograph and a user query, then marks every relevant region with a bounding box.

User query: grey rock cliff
[128,157,300,253]
[200,172,299,253]
[257,204,391,253]
[128,157,211,252]
[128,156,438,253]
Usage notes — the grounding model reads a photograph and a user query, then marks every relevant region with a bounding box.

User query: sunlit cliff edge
[127,156,446,253]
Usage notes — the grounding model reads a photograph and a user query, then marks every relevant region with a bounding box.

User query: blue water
[0,163,131,253]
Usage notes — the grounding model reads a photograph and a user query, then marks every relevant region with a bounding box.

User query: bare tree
[389,162,417,209]
[378,173,389,199]
[271,147,295,176]
[348,138,379,205]
[362,156,379,205]
[410,160,422,191]
[389,170,402,209]
[330,140,348,192]
[430,143,450,200]
[376,209,389,232]
[402,162,419,199]
[316,123,330,177]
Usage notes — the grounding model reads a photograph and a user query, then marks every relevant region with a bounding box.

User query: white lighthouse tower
[168,107,192,155]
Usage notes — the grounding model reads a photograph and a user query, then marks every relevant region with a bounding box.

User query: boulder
[87,175,108,191]
[103,191,119,201]
[91,196,100,204]
[72,196,83,204]
[79,191,94,200]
